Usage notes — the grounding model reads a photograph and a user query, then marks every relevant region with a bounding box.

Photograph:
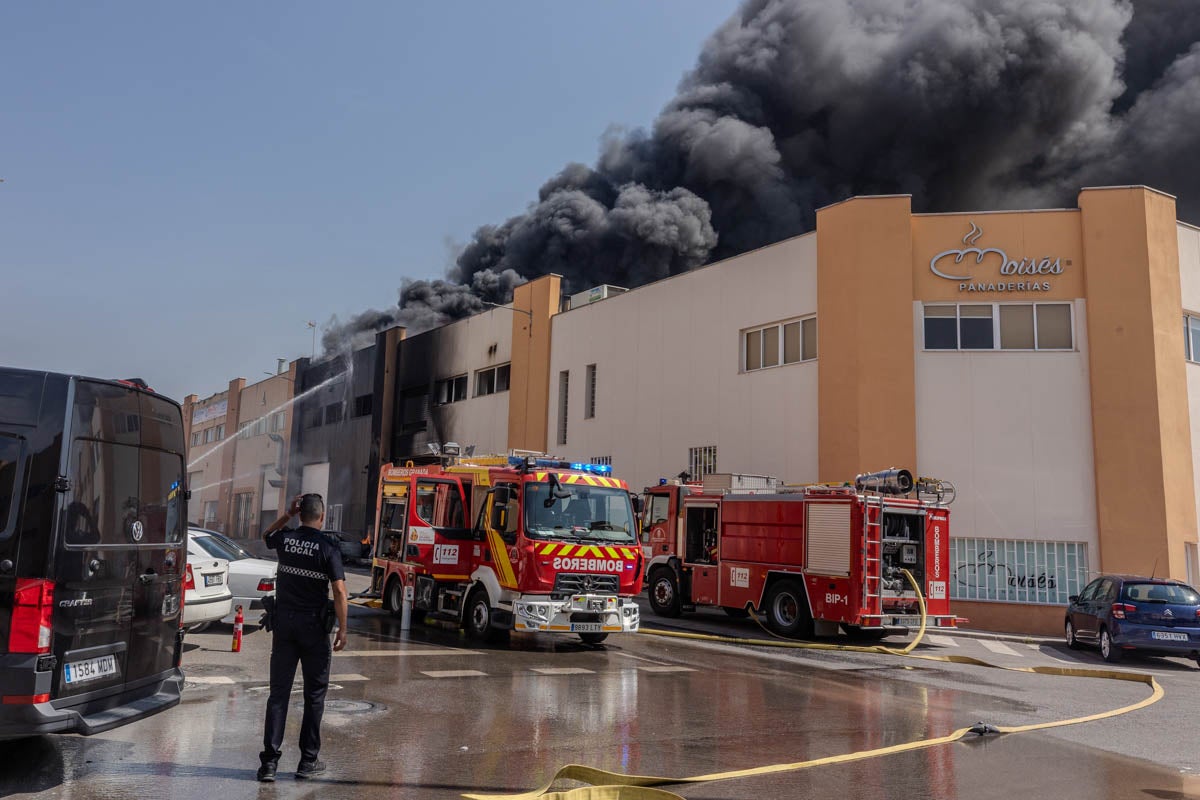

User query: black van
[0,368,186,739]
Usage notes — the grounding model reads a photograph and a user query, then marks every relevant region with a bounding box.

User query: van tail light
[184,564,195,592]
[1111,603,1136,620]
[9,578,55,654]
[257,578,275,592]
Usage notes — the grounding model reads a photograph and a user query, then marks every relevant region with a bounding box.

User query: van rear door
[55,382,185,704]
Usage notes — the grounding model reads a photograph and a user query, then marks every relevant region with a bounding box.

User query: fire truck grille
[553,573,619,596]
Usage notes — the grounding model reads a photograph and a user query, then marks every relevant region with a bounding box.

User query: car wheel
[648,569,682,618]
[1100,627,1123,663]
[188,622,211,634]
[1065,620,1080,650]
[385,578,404,618]
[722,607,750,619]
[579,633,608,645]
[766,579,814,639]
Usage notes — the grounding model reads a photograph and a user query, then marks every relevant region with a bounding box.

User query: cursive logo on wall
[930,222,1068,292]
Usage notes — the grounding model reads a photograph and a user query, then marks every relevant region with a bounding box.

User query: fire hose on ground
[461,569,1165,800]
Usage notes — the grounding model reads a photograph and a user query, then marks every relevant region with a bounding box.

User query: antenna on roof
[1150,557,1159,579]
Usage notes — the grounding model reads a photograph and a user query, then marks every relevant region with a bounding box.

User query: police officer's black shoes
[256,763,277,783]
[295,760,326,779]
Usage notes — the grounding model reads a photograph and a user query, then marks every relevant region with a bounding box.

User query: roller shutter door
[806,503,851,576]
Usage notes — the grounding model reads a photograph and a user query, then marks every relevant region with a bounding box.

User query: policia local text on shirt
[256,493,348,782]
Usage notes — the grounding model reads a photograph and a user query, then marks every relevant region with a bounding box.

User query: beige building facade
[546,186,1200,635]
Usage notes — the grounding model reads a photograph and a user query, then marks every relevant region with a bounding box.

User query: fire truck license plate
[890,616,921,628]
[570,623,602,633]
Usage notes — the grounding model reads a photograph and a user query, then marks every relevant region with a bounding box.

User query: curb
[946,627,1060,646]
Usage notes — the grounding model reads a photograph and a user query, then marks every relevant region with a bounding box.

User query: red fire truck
[368,454,644,643]
[640,469,957,638]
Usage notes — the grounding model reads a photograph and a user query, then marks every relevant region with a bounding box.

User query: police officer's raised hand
[333,628,347,652]
[288,495,303,517]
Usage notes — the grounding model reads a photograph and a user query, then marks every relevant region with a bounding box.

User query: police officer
[257,493,348,782]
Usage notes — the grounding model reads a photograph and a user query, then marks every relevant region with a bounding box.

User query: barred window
[688,446,717,480]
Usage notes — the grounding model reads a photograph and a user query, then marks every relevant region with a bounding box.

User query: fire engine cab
[640,469,957,638]
[369,454,644,643]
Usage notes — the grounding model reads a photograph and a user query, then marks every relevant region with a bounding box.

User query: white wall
[1179,223,1200,537]
[433,309,513,455]
[913,300,1098,552]
[547,234,820,492]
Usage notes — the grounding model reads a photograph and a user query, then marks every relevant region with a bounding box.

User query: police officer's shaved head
[299,494,325,525]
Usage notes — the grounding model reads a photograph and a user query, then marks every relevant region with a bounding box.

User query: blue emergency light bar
[507,456,613,475]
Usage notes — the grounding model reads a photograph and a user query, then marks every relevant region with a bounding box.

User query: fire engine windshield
[523,481,636,543]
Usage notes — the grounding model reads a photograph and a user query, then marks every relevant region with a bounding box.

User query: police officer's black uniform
[258,520,344,777]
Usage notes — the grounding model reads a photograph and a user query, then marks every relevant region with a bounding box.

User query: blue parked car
[1065,575,1200,665]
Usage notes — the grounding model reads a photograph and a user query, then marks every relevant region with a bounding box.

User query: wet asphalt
[3,573,1199,800]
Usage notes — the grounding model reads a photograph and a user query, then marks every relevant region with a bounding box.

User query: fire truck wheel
[464,587,508,643]
[579,633,608,645]
[722,607,750,619]
[766,580,814,639]
[385,578,404,618]
[648,569,682,618]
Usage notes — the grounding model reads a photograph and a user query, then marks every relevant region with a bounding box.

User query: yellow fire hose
[462,570,1164,800]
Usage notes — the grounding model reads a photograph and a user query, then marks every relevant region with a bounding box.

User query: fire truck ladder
[861,494,886,616]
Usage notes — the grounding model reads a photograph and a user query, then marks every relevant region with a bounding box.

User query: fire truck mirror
[630,494,644,515]
[490,501,509,533]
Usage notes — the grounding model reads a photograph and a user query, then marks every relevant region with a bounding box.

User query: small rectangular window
[476,369,495,397]
[353,395,372,418]
[745,329,762,371]
[762,326,780,367]
[924,306,957,349]
[688,445,717,480]
[496,364,511,392]
[192,431,201,447]
[783,321,801,364]
[325,403,343,425]
[253,417,267,436]
[307,407,323,429]
[272,410,288,430]
[585,364,597,419]
[1036,304,1072,350]
[959,305,994,349]
[801,317,817,361]
[557,371,569,446]
[999,305,1035,350]
[452,376,467,402]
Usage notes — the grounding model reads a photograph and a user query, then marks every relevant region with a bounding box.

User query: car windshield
[193,533,245,562]
[523,480,636,543]
[1122,582,1200,604]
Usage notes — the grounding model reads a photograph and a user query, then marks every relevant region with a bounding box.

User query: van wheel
[1100,627,1123,663]
[385,578,404,618]
[579,633,608,645]
[722,607,750,619]
[648,569,682,618]
[464,588,508,644]
[766,580,814,639]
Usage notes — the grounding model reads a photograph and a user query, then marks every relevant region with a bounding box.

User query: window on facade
[272,411,287,431]
[203,427,215,444]
[203,501,218,527]
[435,375,468,405]
[475,364,511,398]
[688,446,717,480]
[557,371,569,446]
[743,316,817,371]
[401,387,429,432]
[237,422,251,440]
[253,417,268,436]
[353,395,372,418]
[925,303,1073,351]
[192,431,202,447]
[307,407,323,429]
[585,364,597,419]
[591,456,612,466]
[325,403,343,425]
[1186,315,1200,362]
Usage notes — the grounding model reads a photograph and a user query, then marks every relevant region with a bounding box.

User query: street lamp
[306,321,317,359]
[481,301,533,334]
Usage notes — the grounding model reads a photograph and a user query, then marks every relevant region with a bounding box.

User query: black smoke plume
[324,0,1200,355]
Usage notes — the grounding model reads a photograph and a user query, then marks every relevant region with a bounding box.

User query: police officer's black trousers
[260,609,331,766]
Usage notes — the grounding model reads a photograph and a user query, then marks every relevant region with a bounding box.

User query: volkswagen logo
[130,520,144,542]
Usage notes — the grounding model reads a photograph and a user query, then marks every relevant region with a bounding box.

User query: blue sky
[1,1,738,402]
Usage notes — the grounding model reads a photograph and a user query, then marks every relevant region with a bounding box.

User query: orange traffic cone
[232,605,244,652]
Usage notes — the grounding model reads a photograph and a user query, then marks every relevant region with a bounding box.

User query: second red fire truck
[641,469,958,638]
[368,454,644,643]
